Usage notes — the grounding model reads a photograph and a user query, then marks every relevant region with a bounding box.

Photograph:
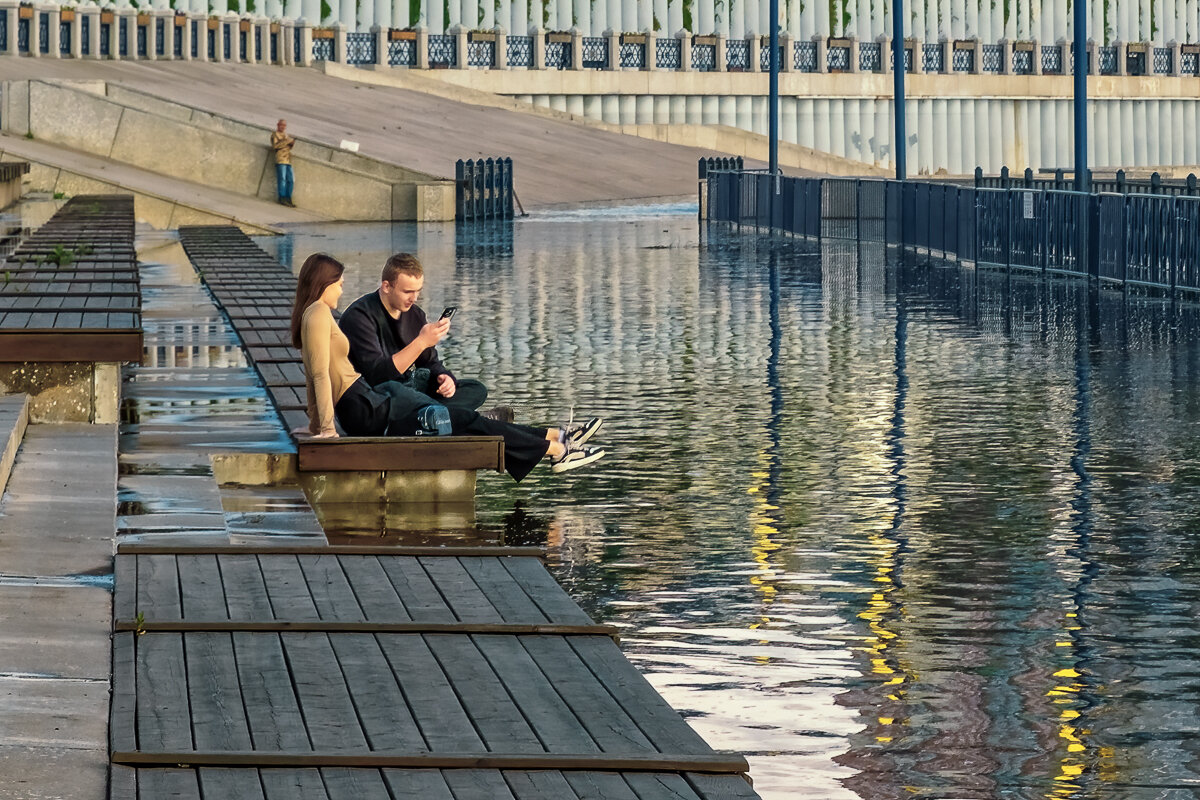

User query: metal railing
[456,157,514,222]
[703,166,1200,295]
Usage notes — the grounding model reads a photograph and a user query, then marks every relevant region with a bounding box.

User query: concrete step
[0,393,29,498]
[0,422,116,800]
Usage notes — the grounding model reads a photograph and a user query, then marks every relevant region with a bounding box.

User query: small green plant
[135,611,146,635]
[2,270,10,286]
[23,131,33,140]
[76,244,93,256]
[52,191,66,200]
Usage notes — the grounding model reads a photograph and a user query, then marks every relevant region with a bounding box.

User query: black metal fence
[704,166,1200,295]
[455,157,514,222]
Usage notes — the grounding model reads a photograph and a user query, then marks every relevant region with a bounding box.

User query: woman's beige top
[301,300,361,435]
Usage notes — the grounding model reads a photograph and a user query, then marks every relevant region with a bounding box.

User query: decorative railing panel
[100,21,110,56]
[238,30,246,60]
[952,46,974,71]
[388,37,416,65]
[1011,48,1033,74]
[292,25,300,63]
[207,26,215,59]
[858,41,880,71]
[0,12,7,52]
[827,44,849,70]
[506,34,532,67]
[725,38,749,70]
[1098,45,1118,74]
[119,17,127,56]
[80,14,89,55]
[922,42,943,71]
[981,43,1003,71]
[311,36,333,61]
[59,20,70,54]
[581,35,607,68]
[619,40,644,68]
[136,20,146,57]
[428,33,456,66]
[1042,43,1062,72]
[155,17,164,55]
[254,28,261,61]
[795,39,817,71]
[1182,51,1199,74]
[270,30,277,62]
[17,17,28,53]
[466,38,495,67]
[346,31,376,64]
[456,157,514,221]
[223,23,230,59]
[1153,46,1171,74]
[692,41,716,71]
[655,36,680,69]
[545,39,570,68]
[174,22,183,57]
[38,11,48,53]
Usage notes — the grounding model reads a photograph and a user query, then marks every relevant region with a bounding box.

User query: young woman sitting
[289,253,605,480]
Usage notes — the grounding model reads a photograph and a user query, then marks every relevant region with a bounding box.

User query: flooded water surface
[258,209,1200,799]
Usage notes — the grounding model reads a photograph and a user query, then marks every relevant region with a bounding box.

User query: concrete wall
[0,80,455,221]
[0,363,119,424]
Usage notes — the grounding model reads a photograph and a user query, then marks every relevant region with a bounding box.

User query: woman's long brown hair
[290,253,345,349]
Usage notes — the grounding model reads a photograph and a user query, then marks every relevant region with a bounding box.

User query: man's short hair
[382,253,424,284]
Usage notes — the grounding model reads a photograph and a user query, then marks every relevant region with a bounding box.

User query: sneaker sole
[551,448,607,473]
[568,418,603,449]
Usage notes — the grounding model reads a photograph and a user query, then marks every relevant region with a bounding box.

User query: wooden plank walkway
[0,195,141,362]
[176,225,503,474]
[111,543,761,799]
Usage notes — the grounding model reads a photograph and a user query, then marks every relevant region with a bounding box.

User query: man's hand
[436,373,457,398]
[417,318,451,349]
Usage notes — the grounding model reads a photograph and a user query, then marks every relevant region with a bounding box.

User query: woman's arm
[301,306,338,437]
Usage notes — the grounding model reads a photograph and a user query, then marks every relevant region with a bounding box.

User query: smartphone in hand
[440,306,457,322]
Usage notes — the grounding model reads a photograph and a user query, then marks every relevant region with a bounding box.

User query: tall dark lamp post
[893,0,906,179]
[1074,0,1088,191]
[768,0,780,223]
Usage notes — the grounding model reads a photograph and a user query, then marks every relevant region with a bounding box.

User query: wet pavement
[117,231,321,546]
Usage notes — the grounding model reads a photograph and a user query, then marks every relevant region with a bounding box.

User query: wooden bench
[176,226,503,502]
[0,195,141,422]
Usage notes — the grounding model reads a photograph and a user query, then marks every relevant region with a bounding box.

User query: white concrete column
[698,0,714,33]
[358,0,374,30]
[742,0,756,34]
[571,0,586,33]
[668,0,682,33]
[512,0,526,34]
[302,0,320,24]
[338,0,353,29]
[374,0,391,29]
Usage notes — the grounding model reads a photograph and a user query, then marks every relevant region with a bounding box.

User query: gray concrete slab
[0,585,111,679]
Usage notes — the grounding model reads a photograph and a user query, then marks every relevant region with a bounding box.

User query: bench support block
[299,468,479,505]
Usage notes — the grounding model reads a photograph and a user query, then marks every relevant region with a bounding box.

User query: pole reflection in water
[259,212,1200,799]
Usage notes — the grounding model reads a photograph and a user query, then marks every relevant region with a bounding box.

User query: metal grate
[270,30,277,62]
[922,41,943,72]
[466,38,494,67]
[952,46,974,71]
[981,43,1003,71]
[1153,46,1171,74]
[239,29,246,60]
[192,20,199,58]
[119,17,127,56]
[311,36,333,62]
[827,44,850,71]
[223,23,230,59]
[156,17,164,55]
[506,34,532,67]
[0,11,6,52]
[1182,52,1199,74]
[17,16,27,53]
[1098,45,1117,74]
[726,38,749,70]
[619,40,644,68]
[388,37,416,65]
[1042,43,1062,73]
[38,11,48,54]
[581,35,606,68]
[101,21,109,56]
[292,25,299,63]
[207,26,215,60]
[136,19,146,57]
[59,19,70,54]
[254,28,261,61]
[1011,48,1033,73]
[656,36,680,69]
[760,42,781,70]
[345,31,375,64]
[1126,49,1146,75]
[858,41,881,71]
[545,39,570,68]
[794,39,817,71]
[428,33,456,66]
[80,14,88,55]
[175,21,183,57]
[692,42,716,71]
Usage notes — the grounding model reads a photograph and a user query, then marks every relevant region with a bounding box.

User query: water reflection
[260,214,1200,799]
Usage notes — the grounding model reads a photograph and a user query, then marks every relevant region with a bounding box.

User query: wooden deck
[0,195,141,362]
[176,225,504,474]
[110,543,760,799]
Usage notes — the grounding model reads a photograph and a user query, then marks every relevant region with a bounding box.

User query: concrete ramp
[0,60,750,210]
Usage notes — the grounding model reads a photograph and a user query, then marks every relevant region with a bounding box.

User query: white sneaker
[565,416,603,449]
[551,445,607,473]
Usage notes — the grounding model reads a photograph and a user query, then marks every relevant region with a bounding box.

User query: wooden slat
[327,633,427,752]
[461,557,549,623]
[424,634,543,753]
[280,632,369,751]
[109,765,138,800]
[501,557,595,626]
[111,752,752,772]
[136,633,194,751]
[418,557,503,623]
[380,558,456,622]
[317,768,394,800]
[137,769,202,800]
[0,330,142,361]
[473,634,600,754]
[113,553,137,623]
[258,555,320,621]
[521,636,656,754]
[685,773,762,800]
[217,554,275,622]
[118,544,545,557]
[136,555,181,621]
[569,637,714,755]
[297,437,505,473]
[380,768,456,799]
[441,769,519,800]
[502,770,581,800]
[178,555,229,620]
[373,634,483,752]
[258,767,330,800]
[196,768,267,799]
[110,632,137,755]
[336,555,410,622]
[297,554,363,621]
[117,620,618,637]
[186,632,253,752]
[232,632,310,752]
[563,771,642,800]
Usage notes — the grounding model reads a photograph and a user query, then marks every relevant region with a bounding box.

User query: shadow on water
[257,214,1200,799]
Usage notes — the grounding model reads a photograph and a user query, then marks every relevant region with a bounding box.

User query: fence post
[1189,173,1198,196]
[503,157,513,219]
[1151,171,1162,194]
[974,165,983,187]
[1121,195,1128,287]
[1000,165,1010,188]
[1116,169,1126,193]
[1171,195,1179,295]
[1087,193,1100,280]
[454,159,465,221]
[1004,188,1012,272]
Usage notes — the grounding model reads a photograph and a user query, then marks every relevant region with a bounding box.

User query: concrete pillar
[245,18,257,63]
[493,25,507,68]
[179,11,192,58]
[192,13,206,60]
[144,8,157,58]
[678,29,691,70]
[46,6,61,58]
[1115,40,1126,74]
[715,31,726,70]
[358,0,374,31]
[116,7,134,58]
[747,33,759,71]
[697,0,714,34]
[1170,41,1182,75]
[971,38,982,73]
[30,4,44,57]
[371,22,385,63]
[68,7,82,57]
[879,34,889,73]
[605,27,617,69]
[1030,39,1041,74]
[847,34,858,73]
[646,28,657,70]
[530,26,546,68]
[334,20,348,62]
[0,1,15,55]
[452,24,466,66]
[299,19,313,64]
[814,33,825,73]
[780,31,791,71]
[569,29,582,68]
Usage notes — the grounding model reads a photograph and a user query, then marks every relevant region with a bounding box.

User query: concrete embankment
[0,60,762,211]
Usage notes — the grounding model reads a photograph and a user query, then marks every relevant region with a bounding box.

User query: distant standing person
[271,119,295,207]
